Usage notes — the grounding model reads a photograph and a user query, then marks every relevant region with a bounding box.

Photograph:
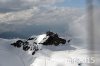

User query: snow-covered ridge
[0,32,91,66]
[11,31,67,55]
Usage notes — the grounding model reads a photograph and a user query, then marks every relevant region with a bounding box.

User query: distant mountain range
[0,31,27,39]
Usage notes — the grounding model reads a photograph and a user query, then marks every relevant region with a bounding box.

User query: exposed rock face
[11,31,67,55]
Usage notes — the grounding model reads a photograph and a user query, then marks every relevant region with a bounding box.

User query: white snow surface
[0,35,94,66]
[36,34,49,44]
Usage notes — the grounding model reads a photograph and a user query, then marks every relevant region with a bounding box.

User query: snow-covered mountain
[0,33,94,66]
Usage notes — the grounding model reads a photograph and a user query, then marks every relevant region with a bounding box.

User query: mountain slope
[0,38,91,66]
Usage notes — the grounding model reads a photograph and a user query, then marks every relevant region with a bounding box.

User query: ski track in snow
[0,38,96,66]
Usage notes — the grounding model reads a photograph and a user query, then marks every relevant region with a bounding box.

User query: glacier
[0,34,92,66]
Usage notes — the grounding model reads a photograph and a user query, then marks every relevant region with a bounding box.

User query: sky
[0,0,87,34]
[0,0,87,13]
[0,1,100,66]
[56,0,86,8]
[0,0,99,51]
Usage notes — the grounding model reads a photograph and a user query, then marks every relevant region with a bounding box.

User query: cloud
[0,7,84,24]
[0,0,88,49]
[0,7,39,23]
[0,7,86,33]
[0,0,64,13]
[0,6,88,49]
[0,1,100,65]
[0,0,33,12]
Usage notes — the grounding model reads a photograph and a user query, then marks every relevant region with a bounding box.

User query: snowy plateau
[0,34,93,66]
